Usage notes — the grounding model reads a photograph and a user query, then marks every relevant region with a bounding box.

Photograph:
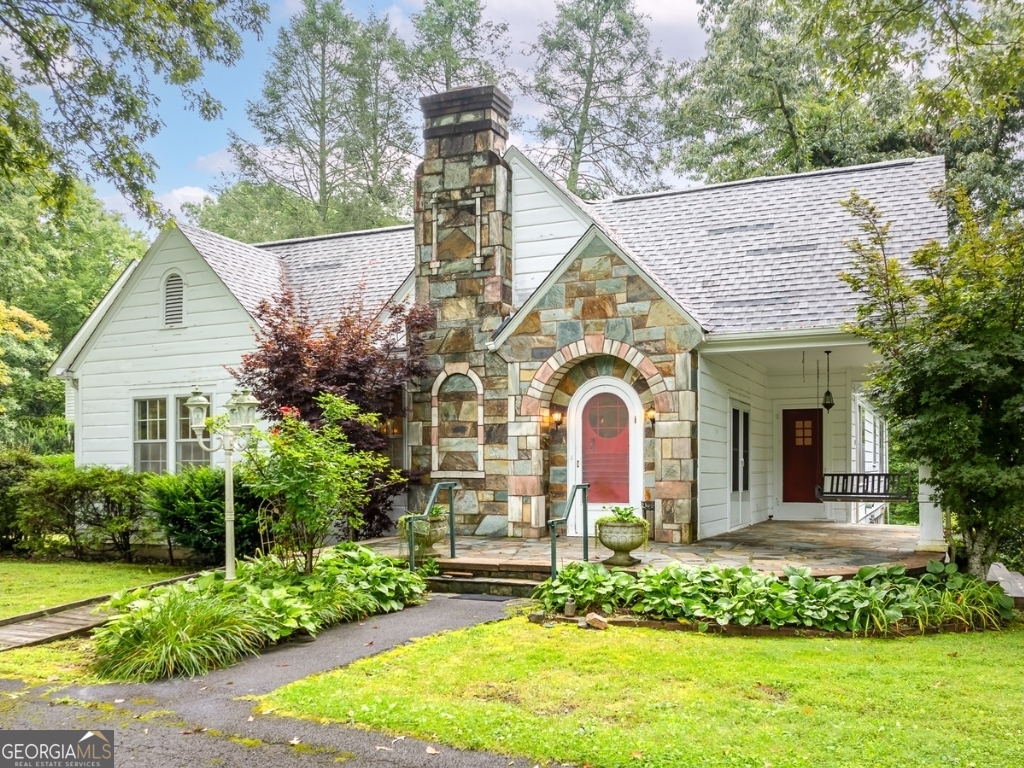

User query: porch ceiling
[705,343,878,374]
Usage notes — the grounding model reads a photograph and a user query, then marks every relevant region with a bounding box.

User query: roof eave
[699,327,867,355]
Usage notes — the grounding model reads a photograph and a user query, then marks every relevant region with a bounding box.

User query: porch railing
[546,483,590,579]
[405,481,458,571]
[815,473,913,503]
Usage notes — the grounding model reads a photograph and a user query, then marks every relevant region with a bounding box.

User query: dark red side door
[782,408,822,503]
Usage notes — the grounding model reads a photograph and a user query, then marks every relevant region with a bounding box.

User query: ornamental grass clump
[532,560,1015,636]
[93,545,424,681]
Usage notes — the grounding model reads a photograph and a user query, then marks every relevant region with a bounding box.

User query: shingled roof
[587,155,947,333]
[178,155,946,336]
[257,226,413,326]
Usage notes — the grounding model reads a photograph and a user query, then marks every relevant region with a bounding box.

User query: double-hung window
[133,395,211,473]
[134,398,168,473]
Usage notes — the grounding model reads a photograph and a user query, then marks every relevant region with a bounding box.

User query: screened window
[176,396,210,471]
[164,273,184,326]
[134,398,168,473]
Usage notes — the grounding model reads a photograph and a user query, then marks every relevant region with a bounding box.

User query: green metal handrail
[546,483,590,578]
[406,481,458,571]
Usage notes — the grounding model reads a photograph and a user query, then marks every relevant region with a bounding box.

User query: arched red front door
[581,392,630,505]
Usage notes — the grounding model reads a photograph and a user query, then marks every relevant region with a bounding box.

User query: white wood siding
[64,380,75,423]
[73,229,257,469]
[698,354,772,538]
[508,155,589,306]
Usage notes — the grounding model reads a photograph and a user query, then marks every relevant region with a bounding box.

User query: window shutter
[165,274,184,326]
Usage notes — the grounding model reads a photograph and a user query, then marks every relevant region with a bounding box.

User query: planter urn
[596,520,648,566]
[403,516,449,558]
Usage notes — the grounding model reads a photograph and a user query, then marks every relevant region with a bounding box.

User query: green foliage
[532,561,638,615]
[145,467,263,564]
[14,463,154,561]
[532,560,1015,634]
[222,0,414,239]
[407,0,512,94]
[525,0,664,198]
[0,0,268,221]
[663,0,922,183]
[93,544,424,681]
[242,394,398,572]
[841,190,1024,575]
[0,449,41,552]
[594,505,650,534]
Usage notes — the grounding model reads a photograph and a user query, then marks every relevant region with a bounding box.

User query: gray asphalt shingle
[587,156,948,333]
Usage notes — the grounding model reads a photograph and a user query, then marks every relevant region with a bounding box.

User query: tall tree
[663,0,922,183]
[841,190,1024,576]
[0,0,267,222]
[227,0,415,237]
[525,0,665,199]
[407,0,512,94]
[182,181,340,244]
[0,177,145,349]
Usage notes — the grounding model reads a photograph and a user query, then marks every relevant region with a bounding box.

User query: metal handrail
[405,481,458,571]
[546,483,590,578]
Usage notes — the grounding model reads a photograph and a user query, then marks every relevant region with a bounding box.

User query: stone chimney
[408,85,514,534]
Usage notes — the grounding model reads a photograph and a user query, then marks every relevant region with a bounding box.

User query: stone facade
[408,85,701,543]
[495,233,701,543]
[408,87,514,535]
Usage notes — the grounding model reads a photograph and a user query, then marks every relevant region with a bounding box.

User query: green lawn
[266,618,1024,768]
[0,559,189,619]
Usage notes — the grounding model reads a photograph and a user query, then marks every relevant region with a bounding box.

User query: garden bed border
[528,612,984,639]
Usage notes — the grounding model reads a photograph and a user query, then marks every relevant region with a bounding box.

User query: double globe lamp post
[184,389,260,581]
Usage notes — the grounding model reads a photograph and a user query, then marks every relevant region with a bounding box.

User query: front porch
[366,520,935,580]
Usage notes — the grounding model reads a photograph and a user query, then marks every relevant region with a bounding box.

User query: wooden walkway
[0,603,109,650]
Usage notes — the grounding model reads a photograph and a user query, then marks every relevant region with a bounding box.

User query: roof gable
[492,226,704,352]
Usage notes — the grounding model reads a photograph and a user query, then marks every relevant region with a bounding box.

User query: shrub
[0,449,41,552]
[242,394,399,573]
[532,561,637,615]
[15,463,155,561]
[532,560,1016,635]
[146,467,264,564]
[94,582,275,681]
[94,544,424,681]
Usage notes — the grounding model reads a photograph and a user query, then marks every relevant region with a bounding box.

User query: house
[49,85,948,551]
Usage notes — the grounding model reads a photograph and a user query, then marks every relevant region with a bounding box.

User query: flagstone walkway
[366,520,934,577]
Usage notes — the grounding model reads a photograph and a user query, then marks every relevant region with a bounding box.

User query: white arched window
[164,273,184,326]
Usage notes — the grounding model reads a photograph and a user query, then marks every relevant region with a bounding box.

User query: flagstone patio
[365,520,936,578]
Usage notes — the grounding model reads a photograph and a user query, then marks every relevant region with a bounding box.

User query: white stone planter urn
[596,507,649,566]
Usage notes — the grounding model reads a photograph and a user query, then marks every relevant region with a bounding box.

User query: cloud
[157,186,214,216]
[193,148,237,175]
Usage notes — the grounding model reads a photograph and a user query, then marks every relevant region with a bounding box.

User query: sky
[94,0,708,233]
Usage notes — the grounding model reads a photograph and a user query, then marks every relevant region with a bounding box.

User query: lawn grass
[266,617,1024,768]
[0,559,190,619]
[0,638,97,687]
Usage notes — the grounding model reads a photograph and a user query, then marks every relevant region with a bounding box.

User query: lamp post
[185,388,259,581]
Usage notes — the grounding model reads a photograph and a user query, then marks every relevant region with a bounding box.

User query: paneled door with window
[729,403,751,529]
[782,408,823,503]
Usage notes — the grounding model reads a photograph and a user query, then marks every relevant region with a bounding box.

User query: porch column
[916,466,947,552]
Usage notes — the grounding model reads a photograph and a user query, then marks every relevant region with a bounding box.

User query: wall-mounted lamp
[821,350,835,412]
[551,411,563,431]
[646,407,657,428]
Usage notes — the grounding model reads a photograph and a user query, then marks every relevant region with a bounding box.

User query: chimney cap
[420,85,513,121]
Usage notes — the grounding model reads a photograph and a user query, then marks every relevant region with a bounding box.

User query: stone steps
[427,575,540,598]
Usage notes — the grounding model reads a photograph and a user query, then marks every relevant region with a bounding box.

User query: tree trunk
[963,527,999,579]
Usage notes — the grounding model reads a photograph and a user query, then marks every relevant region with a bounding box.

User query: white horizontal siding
[509,156,589,306]
[74,229,257,470]
[64,380,75,423]
[698,354,771,539]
